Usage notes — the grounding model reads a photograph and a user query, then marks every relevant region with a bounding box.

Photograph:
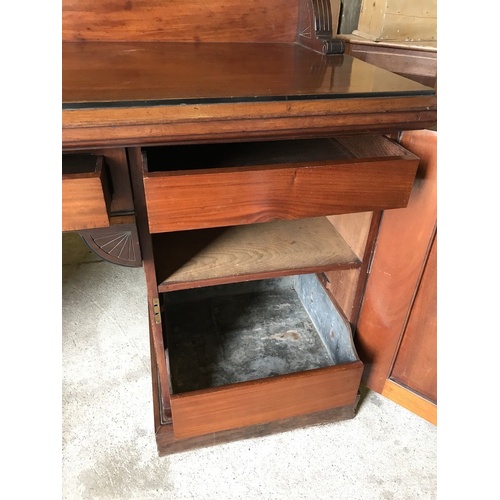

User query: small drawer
[62,153,111,231]
[156,274,363,440]
[142,135,419,233]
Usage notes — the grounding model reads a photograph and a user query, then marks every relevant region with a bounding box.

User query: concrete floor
[62,232,437,500]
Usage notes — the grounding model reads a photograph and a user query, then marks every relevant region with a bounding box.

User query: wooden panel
[62,0,299,43]
[324,211,373,319]
[153,218,361,292]
[355,0,437,42]
[322,268,360,322]
[323,211,381,324]
[382,379,436,425]
[170,361,363,439]
[391,233,437,403]
[355,129,437,393]
[62,155,110,231]
[327,212,373,259]
[63,97,437,150]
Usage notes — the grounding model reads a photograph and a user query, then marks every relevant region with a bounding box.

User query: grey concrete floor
[62,232,437,500]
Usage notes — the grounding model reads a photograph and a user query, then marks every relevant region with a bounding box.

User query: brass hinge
[153,298,161,324]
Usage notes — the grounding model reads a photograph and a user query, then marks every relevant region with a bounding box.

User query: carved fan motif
[79,224,142,267]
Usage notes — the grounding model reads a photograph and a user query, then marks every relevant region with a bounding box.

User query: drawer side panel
[62,175,110,231]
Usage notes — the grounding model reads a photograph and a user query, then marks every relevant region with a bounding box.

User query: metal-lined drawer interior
[62,153,111,231]
[141,135,419,233]
[160,274,363,439]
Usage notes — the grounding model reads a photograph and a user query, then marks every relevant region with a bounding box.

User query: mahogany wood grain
[62,97,437,150]
[355,129,437,393]
[170,361,363,439]
[62,0,299,43]
[391,233,437,403]
[153,217,361,292]
[62,154,111,231]
[382,379,436,425]
[142,143,418,232]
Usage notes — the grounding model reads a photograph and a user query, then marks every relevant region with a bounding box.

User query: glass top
[62,42,435,109]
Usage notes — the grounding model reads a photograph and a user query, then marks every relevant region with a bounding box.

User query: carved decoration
[297,0,344,55]
[79,223,142,267]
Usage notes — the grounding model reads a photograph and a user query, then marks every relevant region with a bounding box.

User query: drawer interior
[144,138,356,173]
[164,275,357,392]
[62,153,102,176]
[143,135,413,173]
[161,274,362,438]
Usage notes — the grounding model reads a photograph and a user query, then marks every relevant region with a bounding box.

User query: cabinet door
[391,235,437,403]
[355,129,437,424]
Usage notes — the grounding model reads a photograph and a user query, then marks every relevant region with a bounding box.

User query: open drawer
[141,135,419,233]
[152,273,363,445]
[62,153,111,231]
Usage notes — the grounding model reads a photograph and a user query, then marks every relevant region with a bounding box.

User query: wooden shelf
[153,217,360,292]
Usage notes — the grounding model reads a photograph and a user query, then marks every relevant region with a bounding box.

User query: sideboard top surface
[63,42,434,108]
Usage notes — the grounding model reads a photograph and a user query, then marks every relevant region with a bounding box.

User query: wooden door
[355,129,437,424]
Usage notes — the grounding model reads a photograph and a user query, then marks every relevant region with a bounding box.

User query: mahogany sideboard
[62,0,437,456]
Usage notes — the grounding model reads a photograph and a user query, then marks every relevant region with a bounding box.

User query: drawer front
[62,154,111,231]
[142,135,419,233]
[170,362,363,439]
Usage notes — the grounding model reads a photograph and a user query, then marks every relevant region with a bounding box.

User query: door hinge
[153,298,162,325]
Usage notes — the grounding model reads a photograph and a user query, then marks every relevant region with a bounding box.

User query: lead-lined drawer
[141,135,419,233]
[156,274,363,440]
[62,153,111,231]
